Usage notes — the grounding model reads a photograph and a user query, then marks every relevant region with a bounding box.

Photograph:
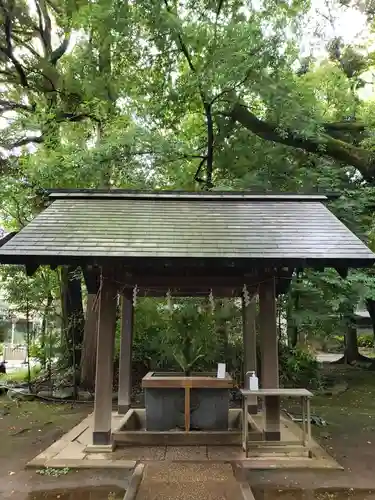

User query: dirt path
[0,398,130,499]
[247,366,375,491]
[135,463,246,500]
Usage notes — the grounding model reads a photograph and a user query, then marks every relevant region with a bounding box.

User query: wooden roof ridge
[45,188,339,202]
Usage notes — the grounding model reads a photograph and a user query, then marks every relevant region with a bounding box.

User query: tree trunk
[40,291,53,369]
[334,308,371,364]
[80,266,101,390]
[286,288,299,348]
[80,294,99,391]
[78,26,118,389]
[60,266,84,373]
[287,320,298,348]
[344,317,359,363]
[366,298,375,347]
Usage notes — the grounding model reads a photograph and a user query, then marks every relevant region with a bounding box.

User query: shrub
[2,365,41,384]
[357,334,374,348]
[332,335,345,350]
[278,344,322,390]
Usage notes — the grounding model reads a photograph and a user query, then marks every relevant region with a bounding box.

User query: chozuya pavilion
[0,189,373,451]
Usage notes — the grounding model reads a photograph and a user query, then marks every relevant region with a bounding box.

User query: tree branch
[8,136,44,148]
[0,99,34,113]
[55,112,100,123]
[229,102,375,180]
[12,34,41,59]
[323,121,366,132]
[34,0,52,56]
[163,0,196,73]
[50,33,71,65]
[0,1,28,87]
[203,102,214,188]
[216,0,225,18]
[45,0,62,15]
[194,156,208,184]
[163,0,214,188]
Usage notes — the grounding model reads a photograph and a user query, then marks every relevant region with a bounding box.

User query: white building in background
[0,227,41,350]
[0,286,41,348]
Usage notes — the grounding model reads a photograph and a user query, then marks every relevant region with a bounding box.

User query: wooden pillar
[259,276,280,441]
[92,269,117,446]
[242,296,258,414]
[118,290,134,414]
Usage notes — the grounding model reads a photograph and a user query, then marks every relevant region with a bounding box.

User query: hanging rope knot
[208,289,215,314]
[166,289,172,312]
[132,285,138,307]
[243,284,250,306]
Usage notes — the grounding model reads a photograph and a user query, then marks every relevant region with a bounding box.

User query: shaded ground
[0,397,130,499]
[251,490,375,499]
[2,364,375,498]
[248,365,375,491]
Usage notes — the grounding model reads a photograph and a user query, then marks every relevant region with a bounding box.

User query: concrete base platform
[26,411,342,471]
[27,412,136,470]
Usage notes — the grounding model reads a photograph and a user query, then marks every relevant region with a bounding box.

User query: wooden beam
[335,267,348,279]
[185,387,190,432]
[25,263,39,276]
[82,265,101,294]
[118,290,134,415]
[259,277,278,389]
[92,268,118,446]
[276,268,295,295]
[138,286,255,298]
[142,372,234,389]
[242,296,258,414]
[127,275,260,288]
[259,277,280,441]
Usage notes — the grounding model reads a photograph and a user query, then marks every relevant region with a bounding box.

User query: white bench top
[240,388,313,397]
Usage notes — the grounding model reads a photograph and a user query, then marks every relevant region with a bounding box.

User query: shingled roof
[0,190,374,267]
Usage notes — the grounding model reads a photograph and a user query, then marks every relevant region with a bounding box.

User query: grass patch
[0,365,41,384]
[36,467,71,477]
[312,366,375,427]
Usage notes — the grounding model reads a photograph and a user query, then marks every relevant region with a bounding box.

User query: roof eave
[0,254,373,269]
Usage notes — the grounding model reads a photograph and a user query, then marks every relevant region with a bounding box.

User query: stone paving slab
[165,446,208,461]
[54,441,86,461]
[115,446,167,461]
[85,444,113,453]
[207,446,245,460]
[44,459,137,469]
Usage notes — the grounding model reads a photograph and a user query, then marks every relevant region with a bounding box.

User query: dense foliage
[1,0,375,389]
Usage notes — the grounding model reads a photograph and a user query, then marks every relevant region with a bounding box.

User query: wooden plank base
[113,429,244,446]
[112,408,262,447]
